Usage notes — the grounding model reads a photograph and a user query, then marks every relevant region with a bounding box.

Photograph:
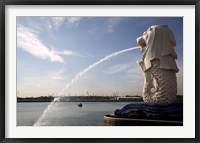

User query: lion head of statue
[137,25,179,73]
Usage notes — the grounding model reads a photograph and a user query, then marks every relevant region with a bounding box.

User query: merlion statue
[104,25,183,125]
[137,25,179,105]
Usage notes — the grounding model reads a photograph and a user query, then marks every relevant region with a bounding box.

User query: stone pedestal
[104,102,183,126]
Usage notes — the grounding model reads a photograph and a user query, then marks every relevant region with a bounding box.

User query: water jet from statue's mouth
[34,46,140,126]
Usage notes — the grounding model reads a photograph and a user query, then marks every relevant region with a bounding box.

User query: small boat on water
[78,103,83,107]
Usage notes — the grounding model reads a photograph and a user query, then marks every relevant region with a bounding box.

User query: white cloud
[51,17,65,28]
[61,51,77,55]
[104,62,143,75]
[67,17,82,24]
[66,17,83,27]
[53,50,83,57]
[17,25,64,63]
[107,17,120,33]
[47,21,52,30]
[48,70,65,80]
[88,27,98,35]
[126,65,146,83]
[127,67,142,75]
[51,17,82,28]
[51,76,64,80]
[104,63,130,74]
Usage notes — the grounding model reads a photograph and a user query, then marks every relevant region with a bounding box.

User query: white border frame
[5,5,195,138]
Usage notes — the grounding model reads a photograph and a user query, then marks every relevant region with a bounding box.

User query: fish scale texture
[143,60,177,105]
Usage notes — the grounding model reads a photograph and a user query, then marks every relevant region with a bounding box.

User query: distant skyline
[17,17,183,97]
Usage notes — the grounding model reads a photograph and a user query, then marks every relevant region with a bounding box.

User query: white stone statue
[137,25,179,105]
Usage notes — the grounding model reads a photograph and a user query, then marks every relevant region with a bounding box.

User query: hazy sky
[17,17,183,97]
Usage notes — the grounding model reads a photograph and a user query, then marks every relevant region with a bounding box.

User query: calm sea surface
[17,102,131,126]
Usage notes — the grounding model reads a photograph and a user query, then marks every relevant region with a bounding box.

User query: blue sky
[17,17,183,97]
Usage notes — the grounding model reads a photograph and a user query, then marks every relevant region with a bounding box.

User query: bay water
[17,102,131,126]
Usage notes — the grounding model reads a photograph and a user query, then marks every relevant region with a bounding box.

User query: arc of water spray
[34,46,140,126]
